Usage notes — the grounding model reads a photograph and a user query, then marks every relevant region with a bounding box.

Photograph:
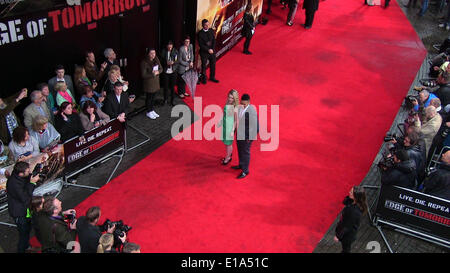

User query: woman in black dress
[54,102,85,143]
[334,186,368,253]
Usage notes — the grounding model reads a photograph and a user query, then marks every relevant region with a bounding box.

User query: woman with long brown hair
[334,185,368,253]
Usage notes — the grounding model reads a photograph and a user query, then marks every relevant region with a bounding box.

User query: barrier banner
[62,118,125,175]
[195,0,263,60]
[375,185,450,244]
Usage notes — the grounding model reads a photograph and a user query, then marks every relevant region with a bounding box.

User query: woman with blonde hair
[97,233,117,253]
[29,115,60,152]
[220,89,240,165]
[54,82,78,111]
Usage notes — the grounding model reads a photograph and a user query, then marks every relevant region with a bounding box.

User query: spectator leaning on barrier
[79,100,110,131]
[29,115,60,152]
[40,197,77,253]
[6,161,40,253]
[8,126,40,162]
[422,149,450,200]
[55,102,85,143]
[102,81,134,123]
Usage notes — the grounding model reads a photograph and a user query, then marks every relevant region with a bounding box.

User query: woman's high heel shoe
[222,156,232,165]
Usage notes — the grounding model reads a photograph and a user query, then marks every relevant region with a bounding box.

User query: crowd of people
[377,39,450,200]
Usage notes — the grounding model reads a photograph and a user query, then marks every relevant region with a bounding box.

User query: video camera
[377,154,395,170]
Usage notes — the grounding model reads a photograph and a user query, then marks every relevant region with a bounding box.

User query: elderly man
[412,90,438,113]
[413,106,443,157]
[0,88,28,144]
[23,90,51,129]
[423,149,450,200]
[103,48,120,76]
[48,65,74,98]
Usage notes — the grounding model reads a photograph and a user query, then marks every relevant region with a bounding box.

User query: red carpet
[75,0,426,252]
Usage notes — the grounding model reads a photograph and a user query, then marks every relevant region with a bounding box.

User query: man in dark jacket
[423,150,450,200]
[197,19,219,84]
[242,4,256,54]
[40,197,77,253]
[102,82,134,123]
[302,0,319,29]
[393,131,426,183]
[6,161,40,253]
[0,88,28,144]
[76,206,121,253]
[380,149,417,189]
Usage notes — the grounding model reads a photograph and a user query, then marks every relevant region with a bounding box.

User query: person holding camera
[76,206,126,253]
[40,196,77,253]
[422,149,450,200]
[391,131,426,184]
[6,161,40,253]
[380,149,417,189]
[334,186,368,253]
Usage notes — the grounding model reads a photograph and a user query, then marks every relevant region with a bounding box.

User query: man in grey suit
[48,64,74,98]
[177,36,194,98]
[23,90,52,129]
[232,94,259,179]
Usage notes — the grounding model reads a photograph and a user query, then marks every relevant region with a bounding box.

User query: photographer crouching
[76,206,127,253]
[379,149,417,190]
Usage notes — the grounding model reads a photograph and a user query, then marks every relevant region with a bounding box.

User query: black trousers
[200,52,216,80]
[146,92,156,112]
[305,9,316,27]
[244,33,253,52]
[14,216,31,253]
[340,239,353,253]
[237,140,253,174]
[162,72,177,102]
[177,73,186,95]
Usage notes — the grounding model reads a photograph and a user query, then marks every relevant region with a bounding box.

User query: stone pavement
[0,1,449,253]
[313,1,450,253]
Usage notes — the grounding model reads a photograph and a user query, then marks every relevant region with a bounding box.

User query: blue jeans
[14,217,31,253]
[419,0,429,16]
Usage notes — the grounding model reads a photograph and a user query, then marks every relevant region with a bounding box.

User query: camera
[378,154,395,170]
[405,95,419,110]
[101,219,132,249]
[441,126,450,138]
[63,211,76,224]
[383,132,404,144]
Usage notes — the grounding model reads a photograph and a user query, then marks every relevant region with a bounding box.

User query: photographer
[380,149,417,189]
[40,197,77,253]
[390,131,426,183]
[422,149,450,200]
[6,161,40,253]
[76,206,125,253]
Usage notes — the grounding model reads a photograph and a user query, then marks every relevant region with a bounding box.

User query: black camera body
[63,211,76,224]
[101,219,132,249]
[441,126,450,138]
[378,155,395,170]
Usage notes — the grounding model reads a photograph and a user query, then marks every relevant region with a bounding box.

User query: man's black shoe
[210,78,219,83]
[266,9,272,14]
[243,51,252,55]
[231,165,241,170]
[237,172,248,179]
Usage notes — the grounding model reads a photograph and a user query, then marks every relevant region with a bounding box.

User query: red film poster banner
[195,0,263,61]
[0,0,151,47]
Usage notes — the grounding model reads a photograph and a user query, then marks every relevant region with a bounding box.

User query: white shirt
[115,94,121,104]
[240,105,250,119]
